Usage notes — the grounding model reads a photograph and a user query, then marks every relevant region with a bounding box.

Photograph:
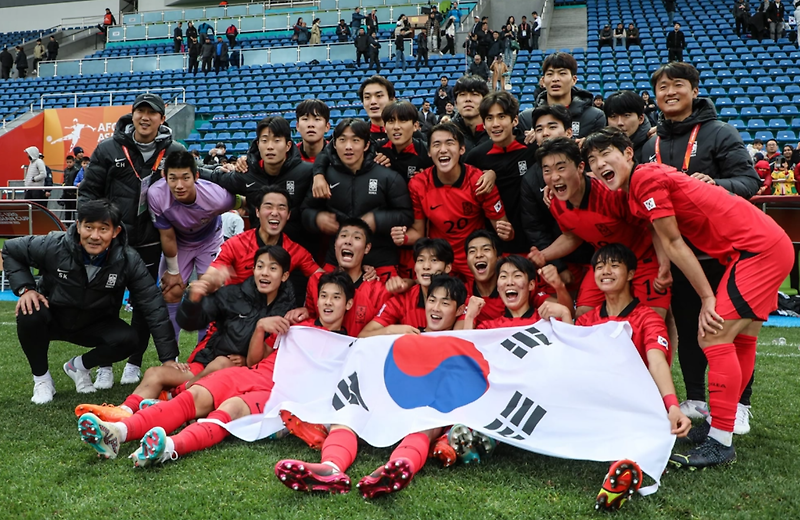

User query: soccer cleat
[139,399,162,411]
[686,419,711,445]
[734,404,752,435]
[274,460,351,494]
[595,459,642,512]
[78,413,122,459]
[669,437,736,470]
[430,433,457,467]
[280,410,329,450]
[448,424,480,464]
[356,458,414,499]
[63,358,96,394]
[31,380,56,404]
[679,399,709,420]
[74,403,133,422]
[472,430,498,460]
[157,390,171,401]
[130,427,177,468]
[94,367,114,390]
[120,364,141,385]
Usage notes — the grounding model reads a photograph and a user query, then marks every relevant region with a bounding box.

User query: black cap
[73,146,84,154]
[132,93,165,115]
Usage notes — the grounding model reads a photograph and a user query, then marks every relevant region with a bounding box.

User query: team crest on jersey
[368,179,378,195]
[356,305,367,322]
[462,201,477,215]
[285,180,295,194]
[407,166,417,179]
[106,274,118,289]
[595,223,613,236]
[518,161,528,175]
[643,197,657,211]
[571,122,581,135]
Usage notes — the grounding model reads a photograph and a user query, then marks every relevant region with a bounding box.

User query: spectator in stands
[593,94,604,109]
[432,5,444,24]
[191,149,203,169]
[296,20,310,45]
[448,2,462,23]
[171,22,182,53]
[464,32,479,58]
[747,138,764,158]
[604,90,653,163]
[795,0,800,45]
[354,28,370,66]
[477,22,491,60]
[214,36,229,73]
[73,156,90,187]
[1,47,13,79]
[434,86,453,114]
[733,0,751,36]
[755,158,772,193]
[641,90,658,125]
[470,15,482,38]
[61,154,79,220]
[201,36,214,74]
[765,138,781,167]
[186,21,198,41]
[599,24,613,48]
[46,36,59,61]
[293,18,305,42]
[531,12,542,50]
[415,27,429,69]
[23,146,47,201]
[518,16,532,51]
[666,22,686,62]
[490,55,508,92]
[502,23,517,65]
[14,46,27,79]
[418,100,438,134]
[443,17,457,55]
[368,30,381,71]
[205,142,228,166]
[613,23,626,47]
[444,102,455,118]
[783,144,797,170]
[394,22,410,70]
[351,7,366,33]
[468,53,489,80]
[487,31,504,63]
[766,0,786,41]
[310,19,321,45]
[426,12,441,54]
[187,36,200,75]
[33,39,45,72]
[225,23,238,48]
[98,7,116,35]
[366,9,379,33]
[337,19,351,42]
[440,75,454,98]
[40,153,53,198]
[626,23,640,47]
[665,0,676,25]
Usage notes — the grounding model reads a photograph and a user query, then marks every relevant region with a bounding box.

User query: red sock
[172,381,188,397]
[171,410,231,456]
[734,334,757,399]
[703,343,741,432]
[390,432,430,474]
[121,391,197,440]
[121,394,144,412]
[320,428,358,472]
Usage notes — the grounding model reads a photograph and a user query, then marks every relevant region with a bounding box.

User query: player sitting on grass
[582,127,793,469]
[274,275,468,498]
[76,246,294,463]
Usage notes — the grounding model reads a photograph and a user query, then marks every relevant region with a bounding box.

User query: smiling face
[533,114,572,146]
[497,262,535,314]
[362,83,391,122]
[78,218,120,256]
[784,145,793,160]
[258,128,292,170]
[429,129,465,176]
[483,103,518,147]
[132,106,165,143]
[165,166,198,203]
[385,116,415,151]
[585,145,635,192]
[466,236,498,284]
[334,225,371,270]
[253,252,290,296]
[317,282,353,329]
[593,257,634,294]
[256,192,290,238]
[425,286,462,331]
[335,127,368,172]
[415,248,452,288]
[296,113,329,145]
[654,75,697,122]
[541,153,585,205]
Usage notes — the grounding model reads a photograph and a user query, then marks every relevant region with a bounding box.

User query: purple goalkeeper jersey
[148,178,236,244]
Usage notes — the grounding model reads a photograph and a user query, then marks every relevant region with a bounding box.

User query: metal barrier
[37,87,186,110]
[1,186,77,228]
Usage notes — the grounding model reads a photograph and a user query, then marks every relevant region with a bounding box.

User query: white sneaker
[120,364,141,385]
[31,379,56,404]
[734,403,752,435]
[679,399,709,420]
[94,367,114,390]
[63,358,96,394]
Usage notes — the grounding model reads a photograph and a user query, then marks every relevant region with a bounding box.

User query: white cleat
[734,403,752,435]
[94,367,114,390]
[31,379,56,404]
[679,399,708,420]
[120,364,141,385]
[64,358,96,394]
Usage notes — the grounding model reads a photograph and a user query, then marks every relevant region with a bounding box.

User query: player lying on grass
[76,246,294,463]
[582,127,793,469]
[274,275,468,498]
[75,244,297,421]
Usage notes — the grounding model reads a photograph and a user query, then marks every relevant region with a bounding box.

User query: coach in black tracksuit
[78,94,185,374]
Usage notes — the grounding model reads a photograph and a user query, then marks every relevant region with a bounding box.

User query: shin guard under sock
[734,334,757,399]
[321,428,358,473]
[703,343,741,433]
[390,432,431,474]
[171,410,231,456]
[121,394,144,413]
[122,390,197,440]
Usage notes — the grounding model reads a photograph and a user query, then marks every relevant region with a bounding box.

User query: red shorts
[194,355,276,413]
[716,236,794,321]
[188,362,204,376]
[577,256,671,310]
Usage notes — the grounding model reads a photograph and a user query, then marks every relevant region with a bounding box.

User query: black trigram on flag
[331,372,369,411]
[484,391,546,440]
[501,326,551,359]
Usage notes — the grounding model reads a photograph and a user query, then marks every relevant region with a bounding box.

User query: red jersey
[477,307,543,329]
[576,297,671,365]
[464,284,549,323]
[373,284,428,329]
[628,163,784,263]
[408,164,505,276]
[305,271,391,336]
[211,229,319,284]
[550,176,654,261]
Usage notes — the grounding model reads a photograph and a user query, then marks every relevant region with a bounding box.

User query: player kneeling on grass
[275,275,468,498]
[539,243,691,510]
[3,200,178,404]
[582,127,793,469]
[76,246,294,465]
[75,244,296,421]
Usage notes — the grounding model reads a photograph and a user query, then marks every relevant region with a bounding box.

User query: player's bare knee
[218,397,250,420]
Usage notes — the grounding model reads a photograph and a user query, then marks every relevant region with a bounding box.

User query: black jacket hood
[657,98,717,138]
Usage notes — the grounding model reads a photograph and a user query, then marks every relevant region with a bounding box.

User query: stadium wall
[0,0,113,33]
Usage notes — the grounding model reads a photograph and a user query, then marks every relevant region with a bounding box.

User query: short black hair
[256,116,292,142]
[382,100,418,124]
[604,91,644,118]
[337,217,372,244]
[753,138,763,145]
[530,104,572,130]
[541,52,578,76]
[357,75,396,100]
[163,150,198,177]
[650,61,700,90]
[536,136,583,167]
[427,122,465,148]
[78,199,122,228]
[464,229,501,255]
[253,245,291,273]
[414,237,455,265]
[296,99,330,122]
[496,255,537,283]
[592,243,637,272]
[428,274,468,307]
[66,155,75,161]
[254,185,292,210]
[333,118,371,142]
[767,138,778,146]
[478,90,519,120]
[318,271,356,302]
[453,75,490,98]
[581,127,634,164]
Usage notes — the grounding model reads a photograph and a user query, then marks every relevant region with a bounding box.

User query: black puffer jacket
[302,143,413,267]
[78,114,185,248]
[451,112,489,152]
[518,87,607,139]
[640,98,760,198]
[630,115,652,164]
[177,277,296,366]
[2,225,178,361]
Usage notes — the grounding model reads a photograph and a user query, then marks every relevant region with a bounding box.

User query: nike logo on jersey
[238,314,248,319]
[246,182,256,188]
[329,183,340,189]
[430,204,443,210]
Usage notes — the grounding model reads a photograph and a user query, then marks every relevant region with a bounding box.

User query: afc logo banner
[368,179,378,195]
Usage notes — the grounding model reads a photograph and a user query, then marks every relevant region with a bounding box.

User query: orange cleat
[429,433,457,467]
[595,459,642,512]
[74,403,132,422]
[280,410,328,450]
